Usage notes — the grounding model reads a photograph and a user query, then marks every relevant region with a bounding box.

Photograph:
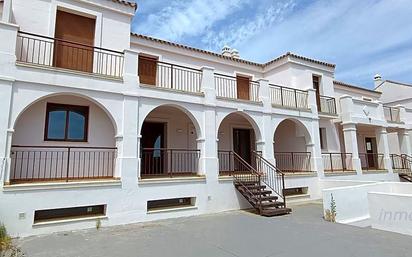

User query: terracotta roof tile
[131,33,336,69]
[333,80,381,94]
[112,0,137,9]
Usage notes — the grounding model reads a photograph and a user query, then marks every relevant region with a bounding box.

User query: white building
[0,0,411,237]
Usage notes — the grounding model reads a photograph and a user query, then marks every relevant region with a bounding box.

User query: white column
[307,88,318,115]
[123,49,139,89]
[309,120,324,177]
[200,66,218,180]
[258,79,275,162]
[342,123,362,174]
[398,129,412,156]
[119,95,139,188]
[2,0,13,23]
[375,126,392,173]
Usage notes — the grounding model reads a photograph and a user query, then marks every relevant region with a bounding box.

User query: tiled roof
[333,80,381,94]
[131,33,336,69]
[112,0,137,9]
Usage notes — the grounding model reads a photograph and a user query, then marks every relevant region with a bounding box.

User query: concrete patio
[17,202,412,257]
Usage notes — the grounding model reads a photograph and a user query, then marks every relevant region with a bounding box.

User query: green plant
[95,219,101,230]
[324,194,337,222]
[0,223,25,257]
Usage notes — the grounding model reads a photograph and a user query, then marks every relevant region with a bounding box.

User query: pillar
[398,129,412,156]
[342,123,362,174]
[200,66,218,181]
[258,79,275,163]
[375,126,392,173]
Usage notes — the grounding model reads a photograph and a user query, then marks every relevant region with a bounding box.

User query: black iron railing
[390,154,412,172]
[269,84,308,109]
[139,56,202,93]
[16,31,124,78]
[319,95,337,115]
[359,153,385,171]
[274,152,312,173]
[214,73,259,102]
[252,151,285,205]
[383,106,401,123]
[140,148,200,178]
[322,153,354,172]
[10,145,117,183]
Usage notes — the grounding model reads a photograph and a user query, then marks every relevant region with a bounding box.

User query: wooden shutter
[138,56,158,86]
[54,10,96,73]
[236,76,250,100]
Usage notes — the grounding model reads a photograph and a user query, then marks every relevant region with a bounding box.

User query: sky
[131,0,412,89]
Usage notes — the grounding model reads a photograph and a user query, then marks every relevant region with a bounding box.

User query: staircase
[230,151,291,216]
[391,154,412,182]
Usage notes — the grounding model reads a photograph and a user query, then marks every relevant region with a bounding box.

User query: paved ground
[17,202,412,257]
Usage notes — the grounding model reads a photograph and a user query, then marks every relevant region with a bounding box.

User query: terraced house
[0,0,411,237]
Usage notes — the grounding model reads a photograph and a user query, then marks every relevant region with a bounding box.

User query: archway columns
[398,129,412,157]
[309,120,325,177]
[200,66,219,180]
[258,79,275,163]
[118,95,139,188]
[342,123,362,174]
[375,127,392,173]
[0,77,14,186]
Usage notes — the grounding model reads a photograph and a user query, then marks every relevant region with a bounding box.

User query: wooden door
[233,128,252,165]
[236,76,250,100]
[365,137,377,168]
[54,10,96,72]
[141,122,165,175]
[138,56,158,86]
[312,75,321,111]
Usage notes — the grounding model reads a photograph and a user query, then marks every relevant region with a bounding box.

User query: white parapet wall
[322,181,412,236]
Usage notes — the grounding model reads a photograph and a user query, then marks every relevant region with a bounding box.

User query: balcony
[318,95,337,115]
[16,31,124,78]
[322,153,354,173]
[140,148,200,178]
[274,152,313,173]
[383,106,401,123]
[269,84,309,109]
[138,56,203,94]
[10,146,117,184]
[215,73,260,102]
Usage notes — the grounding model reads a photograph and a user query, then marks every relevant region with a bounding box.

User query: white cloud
[136,0,250,41]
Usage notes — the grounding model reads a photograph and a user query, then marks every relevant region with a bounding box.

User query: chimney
[221,45,232,57]
[374,74,382,88]
[231,49,240,59]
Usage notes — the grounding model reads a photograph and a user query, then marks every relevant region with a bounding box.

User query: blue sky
[131,0,412,89]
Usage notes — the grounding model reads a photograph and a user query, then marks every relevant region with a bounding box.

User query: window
[319,128,327,150]
[313,75,321,111]
[45,103,89,141]
[147,197,195,212]
[34,205,105,223]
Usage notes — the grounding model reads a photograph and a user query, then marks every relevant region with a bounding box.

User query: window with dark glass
[45,103,89,141]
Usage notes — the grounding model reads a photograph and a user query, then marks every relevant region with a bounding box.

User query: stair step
[250,195,278,202]
[259,201,285,208]
[239,188,272,195]
[245,185,266,190]
[261,207,292,217]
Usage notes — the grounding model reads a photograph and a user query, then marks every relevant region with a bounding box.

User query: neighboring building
[0,0,411,237]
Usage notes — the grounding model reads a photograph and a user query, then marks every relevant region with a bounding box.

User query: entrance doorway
[141,122,165,175]
[365,137,378,169]
[233,128,252,164]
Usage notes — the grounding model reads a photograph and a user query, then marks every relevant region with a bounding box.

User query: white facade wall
[0,0,409,237]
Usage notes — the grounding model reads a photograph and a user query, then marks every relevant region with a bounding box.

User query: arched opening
[10,94,117,184]
[273,119,313,173]
[217,112,261,175]
[139,105,200,178]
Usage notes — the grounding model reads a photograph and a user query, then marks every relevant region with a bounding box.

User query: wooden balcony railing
[383,106,401,123]
[322,153,354,172]
[319,95,337,115]
[10,145,117,184]
[269,84,309,109]
[274,152,312,173]
[138,56,202,93]
[140,148,200,178]
[214,73,259,102]
[359,153,385,171]
[16,31,124,78]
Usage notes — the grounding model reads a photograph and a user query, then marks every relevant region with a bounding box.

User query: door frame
[365,137,378,169]
[232,127,254,164]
